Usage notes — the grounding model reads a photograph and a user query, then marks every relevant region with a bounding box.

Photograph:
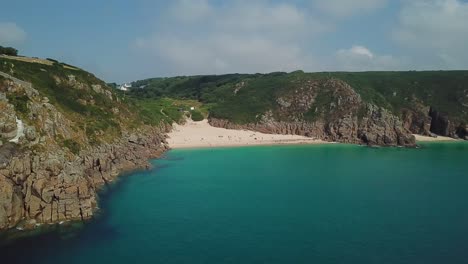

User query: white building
[118,83,132,91]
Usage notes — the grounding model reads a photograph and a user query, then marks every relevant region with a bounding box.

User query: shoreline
[413,134,459,142]
[167,119,464,149]
[169,139,333,150]
[166,119,330,149]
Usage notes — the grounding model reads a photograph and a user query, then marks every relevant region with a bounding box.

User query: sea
[1,142,468,264]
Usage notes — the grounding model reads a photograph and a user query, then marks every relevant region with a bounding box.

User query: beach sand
[413,134,458,142]
[167,119,329,149]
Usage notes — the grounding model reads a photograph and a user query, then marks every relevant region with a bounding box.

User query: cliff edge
[0,56,169,230]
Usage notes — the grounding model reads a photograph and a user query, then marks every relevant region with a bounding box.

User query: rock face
[0,74,170,230]
[429,107,451,136]
[0,127,168,230]
[401,105,466,139]
[210,79,417,147]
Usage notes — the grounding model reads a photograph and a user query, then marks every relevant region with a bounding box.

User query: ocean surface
[2,142,468,264]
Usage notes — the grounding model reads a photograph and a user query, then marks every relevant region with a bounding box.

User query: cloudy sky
[1,0,468,82]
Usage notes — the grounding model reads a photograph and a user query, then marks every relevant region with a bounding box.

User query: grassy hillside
[1,56,127,142]
[0,56,187,146]
[130,71,468,125]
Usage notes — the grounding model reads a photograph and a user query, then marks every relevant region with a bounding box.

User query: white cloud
[313,0,387,18]
[135,0,325,75]
[138,34,305,75]
[0,22,26,46]
[334,45,403,71]
[133,0,409,76]
[394,0,468,69]
[338,45,374,59]
[168,0,213,22]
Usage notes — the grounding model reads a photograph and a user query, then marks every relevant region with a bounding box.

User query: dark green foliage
[6,93,29,114]
[46,58,59,63]
[191,110,204,121]
[131,71,468,125]
[62,139,81,155]
[0,46,18,56]
[327,71,468,122]
[134,98,203,125]
[107,82,118,89]
[59,62,79,69]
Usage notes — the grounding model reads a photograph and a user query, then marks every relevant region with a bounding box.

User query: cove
[1,142,468,264]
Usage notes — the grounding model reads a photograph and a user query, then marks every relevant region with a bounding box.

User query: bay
[2,142,468,264]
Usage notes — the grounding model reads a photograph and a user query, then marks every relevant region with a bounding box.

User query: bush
[6,93,29,114]
[0,46,18,56]
[46,58,59,63]
[63,139,81,155]
[191,110,204,121]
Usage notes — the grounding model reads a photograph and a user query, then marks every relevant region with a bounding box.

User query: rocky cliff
[209,79,416,146]
[131,71,468,144]
[0,57,170,231]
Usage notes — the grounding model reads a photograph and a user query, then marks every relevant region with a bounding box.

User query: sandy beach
[166,119,329,149]
[413,134,458,142]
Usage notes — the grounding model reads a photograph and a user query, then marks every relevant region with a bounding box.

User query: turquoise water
[2,143,468,263]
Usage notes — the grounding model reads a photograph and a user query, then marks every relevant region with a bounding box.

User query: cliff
[0,56,169,230]
[131,71,468,145]
[208,79,415,146]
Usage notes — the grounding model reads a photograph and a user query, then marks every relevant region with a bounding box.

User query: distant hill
[130,71,468,144]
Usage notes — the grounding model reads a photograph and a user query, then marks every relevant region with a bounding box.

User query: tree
[0,46,18,56]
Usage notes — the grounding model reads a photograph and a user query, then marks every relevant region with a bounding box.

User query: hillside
[130,71,468,144]
[0,55,169,231]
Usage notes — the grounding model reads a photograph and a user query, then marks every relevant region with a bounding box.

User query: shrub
[63,139,81,155]
[0,46,18,56]
[191,110,204,121]
[6,93,29,114]
[46,58,59,63]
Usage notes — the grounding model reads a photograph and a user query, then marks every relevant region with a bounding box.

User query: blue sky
[1,0,468,83]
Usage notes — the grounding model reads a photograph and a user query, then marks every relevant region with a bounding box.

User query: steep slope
[131,71,468,145]
[0,56,169,230]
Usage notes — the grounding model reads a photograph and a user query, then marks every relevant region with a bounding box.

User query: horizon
[2,0,468,83]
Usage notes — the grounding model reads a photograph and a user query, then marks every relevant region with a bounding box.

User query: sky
[1,0,468,83]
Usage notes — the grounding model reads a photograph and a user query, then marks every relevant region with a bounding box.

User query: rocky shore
[0,129,169,230]
[0,68,171,231]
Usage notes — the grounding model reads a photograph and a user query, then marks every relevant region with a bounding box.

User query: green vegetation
[191,110,204,121]
[62,139,81,155]
[0,46,18,56]
[46,58,59,63]
[3,51,465,146]
[129,71,468,125]
[135,98,205,125]
[328,71,468,120]
[6,93,29,115]
[0,56,133,143]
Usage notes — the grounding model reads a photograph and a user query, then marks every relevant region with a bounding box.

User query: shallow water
[2,142,468,264]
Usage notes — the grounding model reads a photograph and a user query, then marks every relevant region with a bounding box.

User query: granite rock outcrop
[210,79,417,146]
[0,71,169,230]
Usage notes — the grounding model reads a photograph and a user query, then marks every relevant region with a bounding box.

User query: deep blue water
[2,142,468,264]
